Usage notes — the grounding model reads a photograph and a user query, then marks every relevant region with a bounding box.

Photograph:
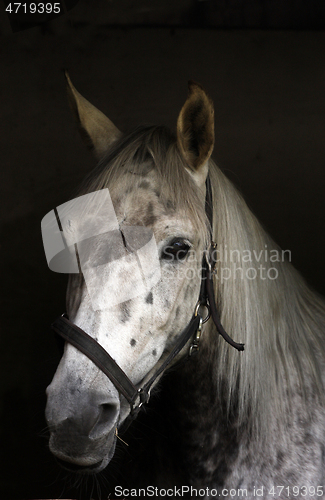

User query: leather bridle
[51,176,244,428]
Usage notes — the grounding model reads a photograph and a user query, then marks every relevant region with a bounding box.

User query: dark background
[1,1,325,498]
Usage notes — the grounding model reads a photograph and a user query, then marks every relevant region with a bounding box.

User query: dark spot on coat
[145,292,153,304]
[144,202,157,226]
[120,301,131,323]
[152,349,157,356]
[286,470,298,483]
[139,180,150,190]
[304,432,313,445]
[275,450,285,470]
[175,306,180,318]
[165,199,174,211]
[130,338,136,347]
[125,185,134,194]
[184,284,192,301]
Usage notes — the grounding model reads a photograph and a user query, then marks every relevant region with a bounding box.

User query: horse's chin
[50,428,117,475]
[55,455,109,474]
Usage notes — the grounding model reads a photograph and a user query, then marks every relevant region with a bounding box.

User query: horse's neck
[120,326,325,489]
[156,339,242,483]
[156,345,321,491]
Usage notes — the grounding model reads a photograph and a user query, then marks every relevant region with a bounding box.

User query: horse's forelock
[79,125,210,244]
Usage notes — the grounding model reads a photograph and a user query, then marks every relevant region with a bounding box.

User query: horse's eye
[161,239,191,261]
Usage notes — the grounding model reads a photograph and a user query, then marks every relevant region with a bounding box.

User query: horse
[44,76,325,499]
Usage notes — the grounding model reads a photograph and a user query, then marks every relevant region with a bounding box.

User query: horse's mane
[80,125,325,440]
[209,163,325,439]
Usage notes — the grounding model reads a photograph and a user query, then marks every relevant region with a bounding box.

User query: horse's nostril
[89,402,119,439]
[99,402,120,427]
[101,402,119,419]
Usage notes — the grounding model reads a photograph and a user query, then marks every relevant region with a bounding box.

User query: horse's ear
[177,81,214,184]
[65,72,122,160]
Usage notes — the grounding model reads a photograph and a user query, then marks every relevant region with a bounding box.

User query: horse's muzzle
[45,377,120,472]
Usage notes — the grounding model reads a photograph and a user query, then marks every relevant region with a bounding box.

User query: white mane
[209,161,325,440]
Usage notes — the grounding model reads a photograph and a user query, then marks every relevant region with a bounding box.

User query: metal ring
[194,301,211,324]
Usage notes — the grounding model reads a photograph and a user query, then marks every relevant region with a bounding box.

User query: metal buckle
[194,301,210,324]
[131,388,151,413]
[189,300,211,356]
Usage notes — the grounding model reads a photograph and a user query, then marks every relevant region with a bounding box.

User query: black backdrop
[1,1,325,498]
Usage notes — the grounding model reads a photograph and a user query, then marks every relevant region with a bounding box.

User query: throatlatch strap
[205,271,245,351]
[203,177,245,351]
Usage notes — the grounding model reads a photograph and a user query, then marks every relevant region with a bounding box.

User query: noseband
[51,177,244,427]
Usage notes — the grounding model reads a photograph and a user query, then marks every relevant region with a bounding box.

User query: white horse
[45,76,325,499]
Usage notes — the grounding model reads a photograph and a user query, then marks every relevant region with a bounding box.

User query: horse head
[45,77,215,473]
